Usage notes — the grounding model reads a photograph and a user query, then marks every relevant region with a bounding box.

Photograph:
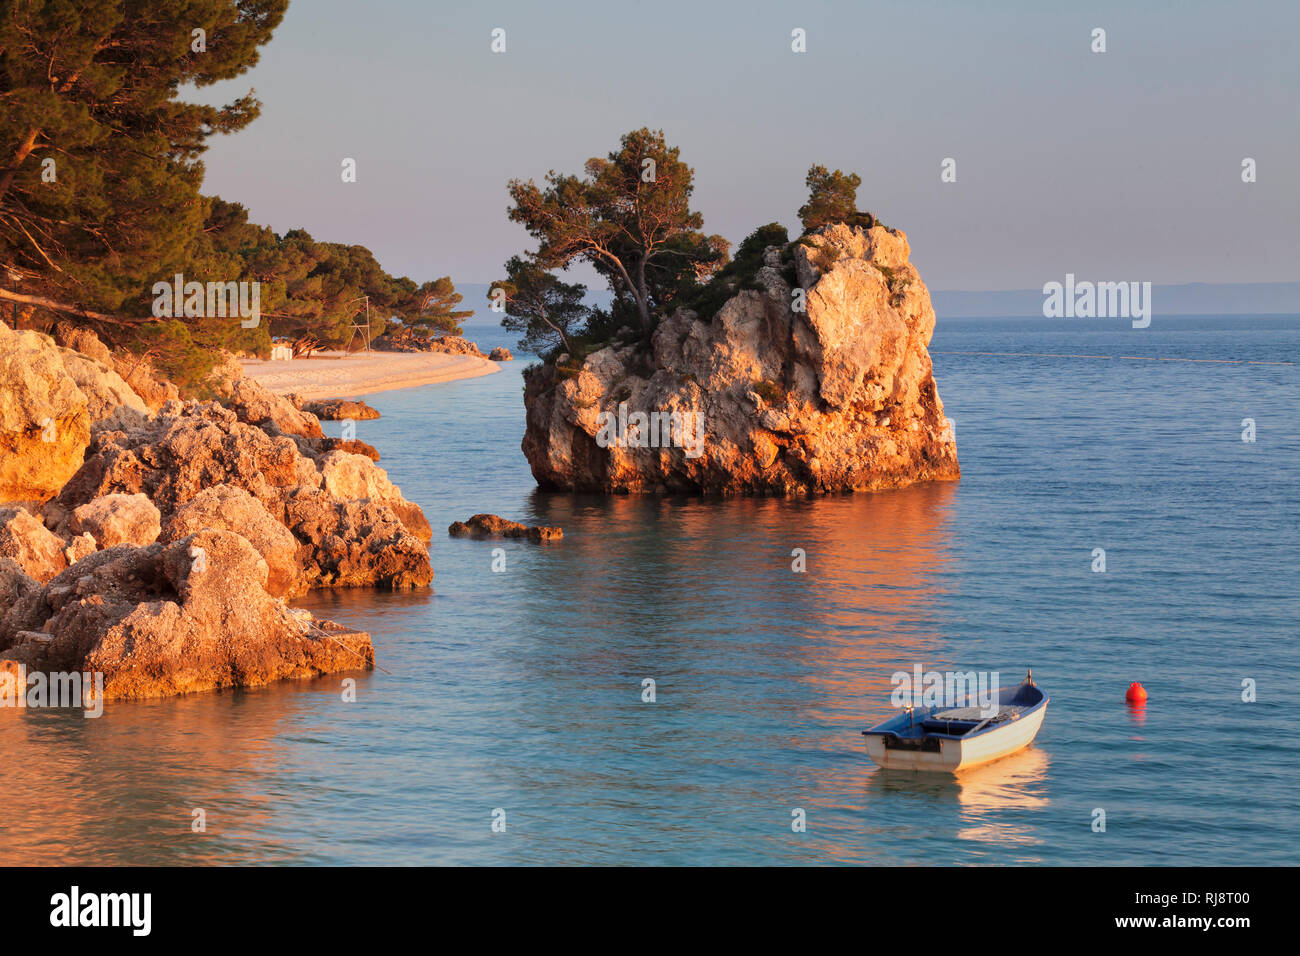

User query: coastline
[239,349,502,399]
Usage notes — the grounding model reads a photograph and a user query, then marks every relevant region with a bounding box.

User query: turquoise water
[2,315,1297,865]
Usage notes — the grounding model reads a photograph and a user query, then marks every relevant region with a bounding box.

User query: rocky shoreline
[522,223,960,495]
[372,326,511,362]
[0,322,432,701]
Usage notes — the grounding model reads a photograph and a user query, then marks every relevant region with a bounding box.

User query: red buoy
[1126,681,1148,703]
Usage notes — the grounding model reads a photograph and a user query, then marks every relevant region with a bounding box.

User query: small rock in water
[302,398,381,421]
[448,513,562,542]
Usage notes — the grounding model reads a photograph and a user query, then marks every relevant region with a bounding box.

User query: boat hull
[864,702,1048,772]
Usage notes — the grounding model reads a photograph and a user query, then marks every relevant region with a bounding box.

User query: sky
[188,0,1300,295]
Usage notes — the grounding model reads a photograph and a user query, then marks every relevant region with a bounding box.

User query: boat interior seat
[921,705,1022,734]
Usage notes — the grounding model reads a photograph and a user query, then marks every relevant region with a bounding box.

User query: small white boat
[861,672,1048,772]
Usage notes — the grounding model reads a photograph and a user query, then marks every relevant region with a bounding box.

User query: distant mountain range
[455,281,1299,322]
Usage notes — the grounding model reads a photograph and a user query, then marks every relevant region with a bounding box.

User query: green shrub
[752,378,785,404]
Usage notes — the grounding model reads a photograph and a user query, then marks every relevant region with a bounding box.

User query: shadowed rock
[299,436,381,461]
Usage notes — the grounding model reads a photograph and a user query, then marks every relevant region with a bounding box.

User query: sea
[2,314,1296,865]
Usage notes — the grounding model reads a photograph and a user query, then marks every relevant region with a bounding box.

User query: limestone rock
[301,398,381,421]
[49,400,432,590]
[51,322,176,413]
[521,222,960,495]
[0,506,67,582]
[212,360,324,439]
[65,533,97,565]
[488,347,513,362]
[71,492,161,548]
[0,530,373,701]
[52,400,323,521]
[160,485,303,598]
[299,436,381,461]
[285,491,433,589]
[448,513,562,542]
[318,451,432,542]
[0,557,40,610]
[52,321,113,365]
[114,356,180,411]
[373,328,488,357]
[0,324,93,503]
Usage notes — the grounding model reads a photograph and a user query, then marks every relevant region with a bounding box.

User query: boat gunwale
[861,685,1049,743]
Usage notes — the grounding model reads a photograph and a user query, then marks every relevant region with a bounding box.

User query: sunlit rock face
[522,223,960,495]
[0,328,431,700]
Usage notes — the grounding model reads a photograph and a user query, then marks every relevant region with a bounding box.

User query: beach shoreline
[239,349,502,400]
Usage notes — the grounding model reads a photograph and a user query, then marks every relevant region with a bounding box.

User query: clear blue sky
[190,0,1299,292]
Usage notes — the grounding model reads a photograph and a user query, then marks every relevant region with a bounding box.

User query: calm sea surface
[2,315,1297,865]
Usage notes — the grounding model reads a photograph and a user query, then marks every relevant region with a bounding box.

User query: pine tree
[0,0,287,325]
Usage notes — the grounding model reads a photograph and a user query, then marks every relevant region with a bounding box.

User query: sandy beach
[239,349,501,399]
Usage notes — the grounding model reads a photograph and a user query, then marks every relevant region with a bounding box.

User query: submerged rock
[521,222,959,495]
[448,513,562,542]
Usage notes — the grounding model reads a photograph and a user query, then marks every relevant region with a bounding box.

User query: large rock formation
[0,323,160,504]
[522,223,960,495]
[46,399,432,590]
[0,326,434,700]
[0,530,373,701]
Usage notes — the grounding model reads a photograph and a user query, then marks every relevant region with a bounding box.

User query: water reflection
[1126,700,1148,728]
[0,676,371,865]
[865,745,1051,855]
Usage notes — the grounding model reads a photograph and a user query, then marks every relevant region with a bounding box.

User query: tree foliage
[506,128,727,337]
[0,2,470,391]
[0,0,287,317]
[489,255,589,357]
[797,165,876,233]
